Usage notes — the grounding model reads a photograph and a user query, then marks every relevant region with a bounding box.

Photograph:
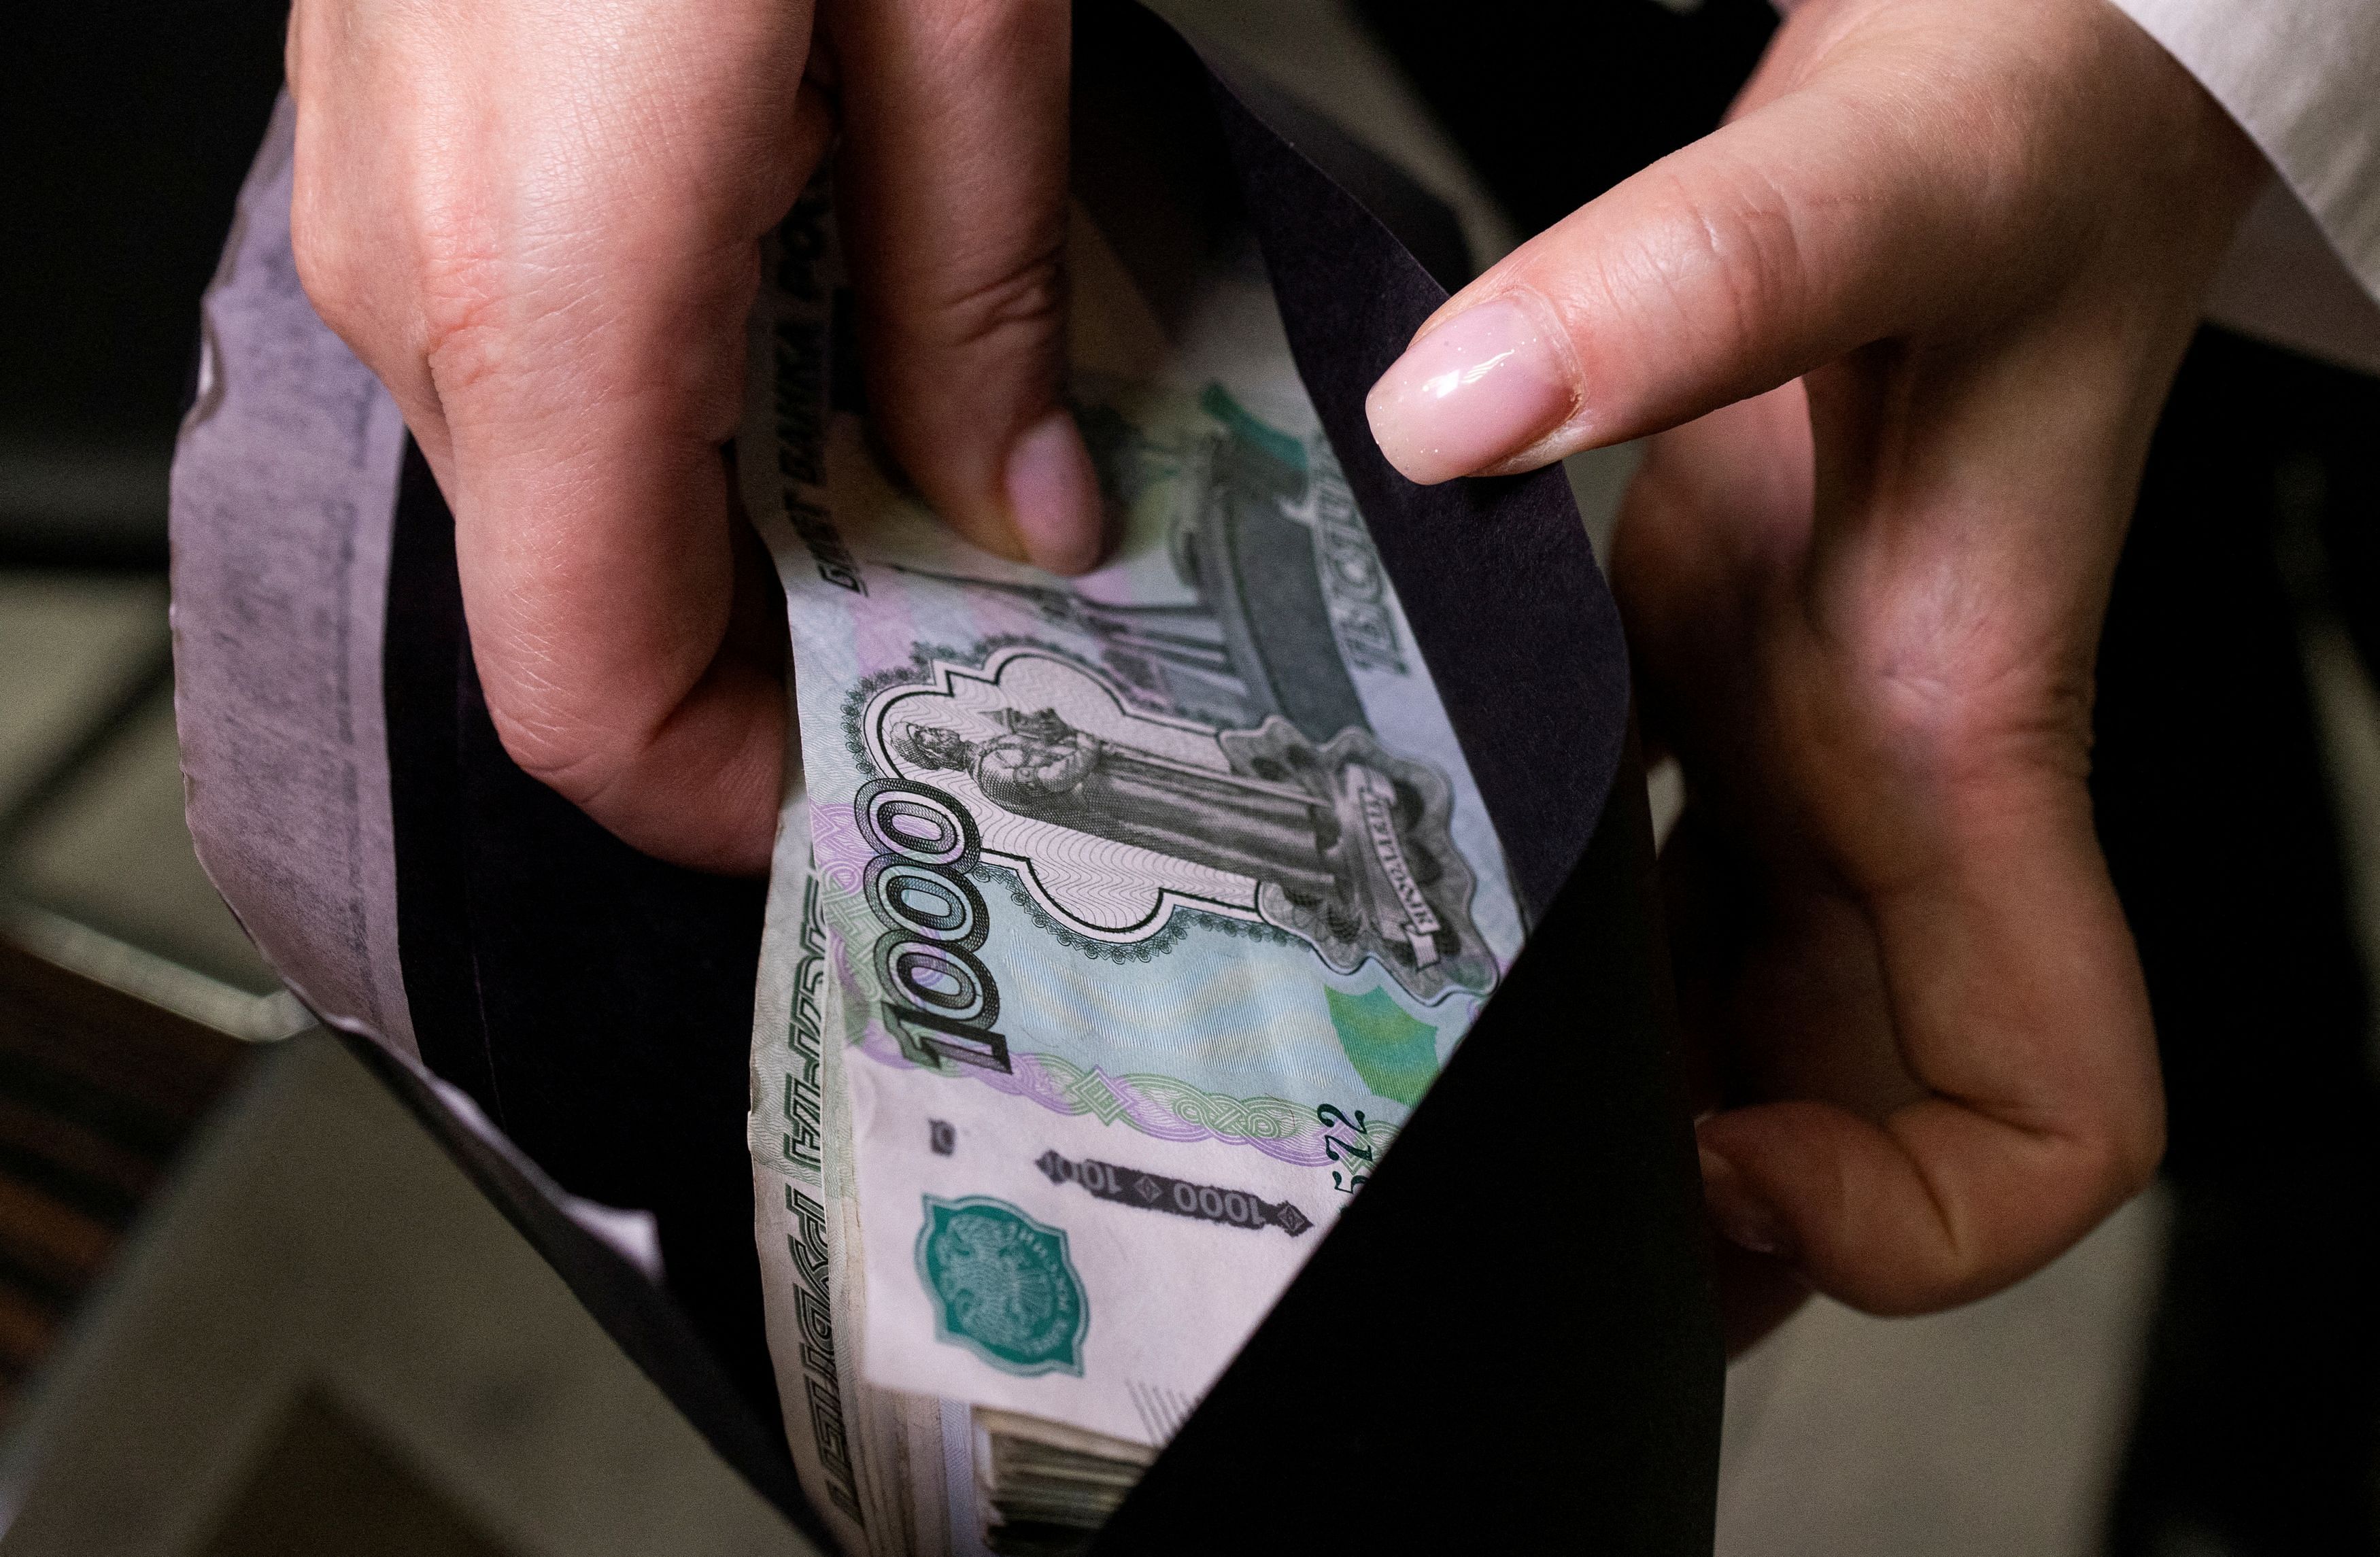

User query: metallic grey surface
[0,1033,811,1557]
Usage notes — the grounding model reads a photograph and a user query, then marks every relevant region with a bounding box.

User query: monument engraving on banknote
[862,644,1492,1002]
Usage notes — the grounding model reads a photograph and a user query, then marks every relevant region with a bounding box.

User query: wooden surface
[0,937,245,1404]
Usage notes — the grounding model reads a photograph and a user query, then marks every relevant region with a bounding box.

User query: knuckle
[477,640,711,827]
[484,694,634,811]
[2091,1089,2168,1201]
[1706,182,1805,350]
[287,186,371,339]
[916,0,1067,58]
[1790,555,2101,800]
[1542,153,1818,420]
[900,239,1067,360]
[472,642,626,804]
[411,226,517,396]
[286,158,511,394]
[1650,156,1813,384]
[1882,666,2096,795]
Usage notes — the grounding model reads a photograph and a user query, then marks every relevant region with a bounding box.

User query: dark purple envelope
[171,4,1721,1550]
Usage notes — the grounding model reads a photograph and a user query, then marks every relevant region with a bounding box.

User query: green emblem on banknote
[1325,986,1440,1108]
[915,1195,1088,1376]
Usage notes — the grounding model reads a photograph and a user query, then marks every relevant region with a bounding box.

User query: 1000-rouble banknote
[745,179,1524,1555]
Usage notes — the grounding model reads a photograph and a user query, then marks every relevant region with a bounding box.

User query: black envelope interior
[375,4,1722,1548]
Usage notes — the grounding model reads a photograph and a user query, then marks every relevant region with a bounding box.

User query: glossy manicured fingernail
[1365,296,1573,484]
[1699,1148,1792,1259]
[1004,407,1108,575]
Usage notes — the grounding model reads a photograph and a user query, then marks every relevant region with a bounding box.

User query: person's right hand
[286,0,1104,876]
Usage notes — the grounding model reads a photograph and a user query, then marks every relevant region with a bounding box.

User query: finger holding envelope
[1364,0,2264,1320]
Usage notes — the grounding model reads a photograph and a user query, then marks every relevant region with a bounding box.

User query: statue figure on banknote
[885,683,1495,1002]
[894,710,1342,900]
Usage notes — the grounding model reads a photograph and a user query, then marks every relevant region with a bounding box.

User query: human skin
[284,0,1096,878]
[1363,0,2265,1339]
[292,0,2263,1333]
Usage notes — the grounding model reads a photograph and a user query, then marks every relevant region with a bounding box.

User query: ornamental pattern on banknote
[962,1051,1403,1169]
[848,1008,1409,1165]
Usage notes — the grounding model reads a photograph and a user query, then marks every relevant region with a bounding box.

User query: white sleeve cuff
[2111,0,2380,375]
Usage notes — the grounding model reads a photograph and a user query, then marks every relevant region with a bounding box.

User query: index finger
[313,1,831,875]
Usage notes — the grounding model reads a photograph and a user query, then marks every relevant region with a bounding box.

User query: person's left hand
[1365,0,2264,1341]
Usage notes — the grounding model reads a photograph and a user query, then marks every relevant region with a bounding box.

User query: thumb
[1365,86,1984,485]
[828,0,1105,575]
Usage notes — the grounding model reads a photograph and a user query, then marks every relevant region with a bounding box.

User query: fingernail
[1004,408,1108,575]
[1364,296,1574,485]
[1699,1147,1792,1259]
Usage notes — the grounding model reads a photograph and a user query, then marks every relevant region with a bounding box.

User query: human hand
[1364,0,2263,1339]
[286,0,1099,876]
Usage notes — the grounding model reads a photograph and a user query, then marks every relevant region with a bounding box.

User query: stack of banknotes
[741,179,1524,1556]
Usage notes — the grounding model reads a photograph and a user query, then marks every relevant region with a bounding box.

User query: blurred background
[5,0,2379,1552]
[3,0,291,1042]
[1,0,295,1418]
